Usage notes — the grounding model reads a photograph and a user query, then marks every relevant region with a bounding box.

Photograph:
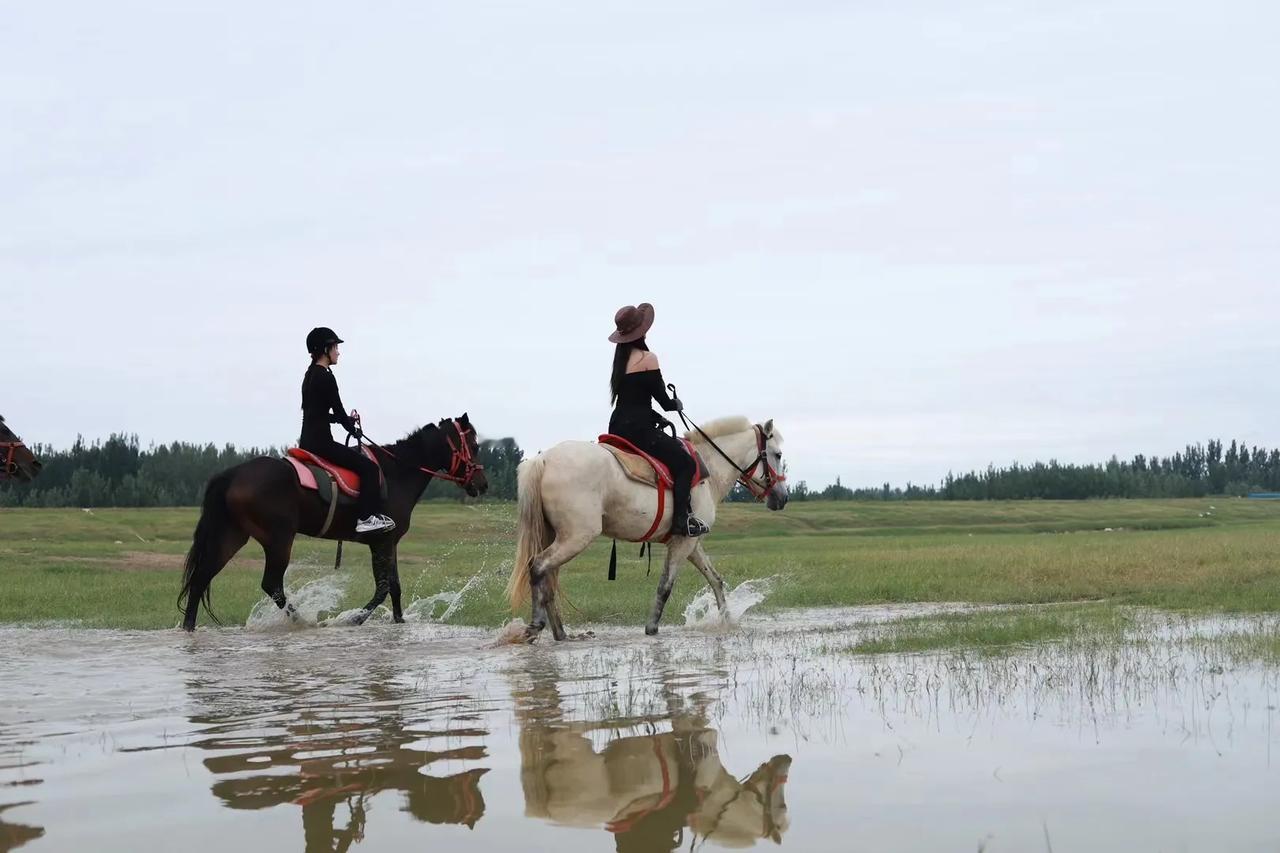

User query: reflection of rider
[607,303,708,538]
[299,327,394,534]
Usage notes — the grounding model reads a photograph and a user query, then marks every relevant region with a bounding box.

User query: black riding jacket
[300,364,357,446]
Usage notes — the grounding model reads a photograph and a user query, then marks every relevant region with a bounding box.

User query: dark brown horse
[179,414,488,631]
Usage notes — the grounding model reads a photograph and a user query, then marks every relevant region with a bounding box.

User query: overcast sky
[3,0,1277,488]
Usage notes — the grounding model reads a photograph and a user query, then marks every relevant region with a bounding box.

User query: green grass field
[1,498,1278,630]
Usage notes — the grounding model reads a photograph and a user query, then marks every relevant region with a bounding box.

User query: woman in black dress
[607,303,708,537]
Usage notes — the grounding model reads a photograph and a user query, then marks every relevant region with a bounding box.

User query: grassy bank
[1,498,1278,629]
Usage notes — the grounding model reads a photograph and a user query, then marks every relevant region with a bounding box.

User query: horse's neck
[386,430,447,500]
[700,430,757,501]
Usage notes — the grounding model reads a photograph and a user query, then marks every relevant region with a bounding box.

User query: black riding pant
[299,438,383,519]
[611,423,695,522]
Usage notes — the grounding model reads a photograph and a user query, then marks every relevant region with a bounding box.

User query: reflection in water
[0,738,43,853]
[512,657,791,850]
[177,653,491,852]
[0,801,45,852]
[1,609,1277,851]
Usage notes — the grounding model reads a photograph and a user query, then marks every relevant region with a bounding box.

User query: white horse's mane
[685,416,753,443]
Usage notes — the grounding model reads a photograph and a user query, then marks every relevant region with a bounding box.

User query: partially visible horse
[0,415,42,482]
[505,416,788,639]
[179,414,487,630]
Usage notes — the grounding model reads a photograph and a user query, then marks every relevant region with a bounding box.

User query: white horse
[505,416,789,640]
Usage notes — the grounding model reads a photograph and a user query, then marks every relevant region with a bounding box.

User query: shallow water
[2,605,1278,852]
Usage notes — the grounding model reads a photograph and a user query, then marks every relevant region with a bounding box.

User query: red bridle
[435,421,483,485]
[0,441,23,479]
[737,424,787,501]
[366,420,484,487]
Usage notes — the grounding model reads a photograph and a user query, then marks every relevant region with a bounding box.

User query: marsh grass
[1,498,1279,628]
[843,606,1126,655]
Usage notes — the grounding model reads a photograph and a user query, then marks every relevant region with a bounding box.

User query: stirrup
[675,514,709,537]
[356,514,396,534]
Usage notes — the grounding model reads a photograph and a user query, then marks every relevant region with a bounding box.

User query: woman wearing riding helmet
[300,327,395,534]
[608,303,708,537]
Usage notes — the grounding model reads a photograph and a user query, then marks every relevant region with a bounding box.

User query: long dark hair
[300,354,328,409]
[610,338,649,404]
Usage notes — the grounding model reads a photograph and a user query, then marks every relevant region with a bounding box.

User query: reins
[360,420,484,487]
[667,384,785,501]
[328,418,484,572]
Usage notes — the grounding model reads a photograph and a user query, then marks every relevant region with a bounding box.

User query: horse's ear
[459,412,470,426]
[763,418,774,438]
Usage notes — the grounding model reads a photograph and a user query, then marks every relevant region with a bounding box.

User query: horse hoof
[645,625,659,636]
[393,616,405,625]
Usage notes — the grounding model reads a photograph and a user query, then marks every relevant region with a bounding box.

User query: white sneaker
[356,514,396,534]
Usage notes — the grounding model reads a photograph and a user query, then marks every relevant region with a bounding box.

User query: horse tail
[179,469,235,626]
[507,454,552,611]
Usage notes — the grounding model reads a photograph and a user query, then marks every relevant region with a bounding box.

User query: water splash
[320,570,493,627]
[683,578,775,629]
[494,618,530,645]
[242,564,495,630]
[246,572,352,631]
[323,605,386,627]
[403,570,487,624]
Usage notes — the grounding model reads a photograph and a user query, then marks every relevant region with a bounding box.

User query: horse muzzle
[464,469,489,498]
[766,483,789,511]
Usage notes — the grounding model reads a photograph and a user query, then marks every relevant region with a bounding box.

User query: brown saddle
[599,435,710,490]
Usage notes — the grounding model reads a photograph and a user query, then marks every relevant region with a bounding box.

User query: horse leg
[646,538,698,636]
[388,549,404,624]
[525,532,596,643]
[545,593,568,641]
[182,526,249,631]
[259,531,298,620]
[353,542,394,625]
[687,542,727,617]
[526,553,550,640]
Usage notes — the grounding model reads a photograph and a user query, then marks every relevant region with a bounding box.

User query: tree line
[755,439,1280,502]
[0,434,524,507]
[4,435,1277,508]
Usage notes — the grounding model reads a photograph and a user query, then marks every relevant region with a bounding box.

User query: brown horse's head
[422,414,488,498]
[454,413,489,498]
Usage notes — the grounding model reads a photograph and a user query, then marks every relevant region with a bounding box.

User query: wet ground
[2,597,1278,852]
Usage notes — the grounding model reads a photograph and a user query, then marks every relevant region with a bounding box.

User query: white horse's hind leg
[688,542,727,617]
[646,537,699,636]
[526,532,597,642]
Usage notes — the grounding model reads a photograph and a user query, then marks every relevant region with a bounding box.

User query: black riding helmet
[306,327,344,357]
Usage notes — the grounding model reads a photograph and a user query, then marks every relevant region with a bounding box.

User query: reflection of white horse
[520,726,791,847]
[505,416,789,639]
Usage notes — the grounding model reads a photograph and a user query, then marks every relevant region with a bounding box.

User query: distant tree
[0,433,525,507]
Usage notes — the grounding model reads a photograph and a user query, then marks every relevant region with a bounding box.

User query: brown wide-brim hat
[609,302,655,343]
